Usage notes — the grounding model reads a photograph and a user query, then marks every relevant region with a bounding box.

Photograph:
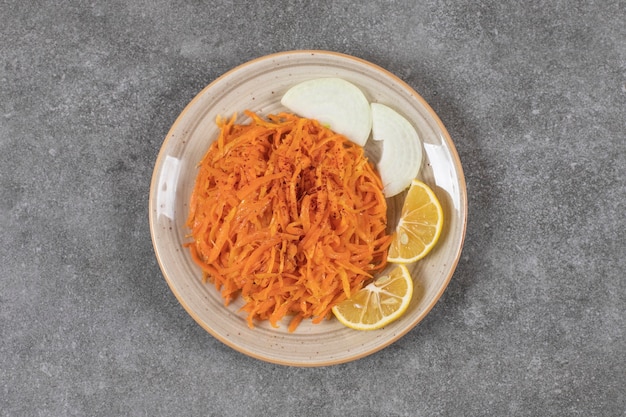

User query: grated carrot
[185,111,391,331]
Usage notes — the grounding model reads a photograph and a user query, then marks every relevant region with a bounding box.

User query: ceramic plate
[149,50,467,366]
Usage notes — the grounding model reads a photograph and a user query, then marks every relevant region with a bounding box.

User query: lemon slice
[387,179,444,264]
[332,264,413,330]
[281,78,372,146]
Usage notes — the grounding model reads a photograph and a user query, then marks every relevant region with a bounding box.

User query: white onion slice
[371,103,423,197]
[281,78,372,146]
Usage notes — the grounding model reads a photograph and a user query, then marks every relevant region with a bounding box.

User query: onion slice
[281,78,372,146]
[371,103,423,197]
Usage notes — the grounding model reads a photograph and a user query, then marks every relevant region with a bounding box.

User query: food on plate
[386,179,444,264]
[186,77,441,332]
[331,263,413,330]
[185,111,392,332]
[281,78,372,146]
[371,103,423,197]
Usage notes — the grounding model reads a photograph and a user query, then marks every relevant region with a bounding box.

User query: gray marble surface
[2,1,624,416]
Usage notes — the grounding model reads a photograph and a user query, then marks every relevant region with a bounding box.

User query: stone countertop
[2,1,624,415]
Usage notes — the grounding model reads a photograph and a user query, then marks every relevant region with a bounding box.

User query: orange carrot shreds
[185,111,392,331]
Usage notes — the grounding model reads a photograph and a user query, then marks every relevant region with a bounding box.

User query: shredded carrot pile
[185,111,391,331]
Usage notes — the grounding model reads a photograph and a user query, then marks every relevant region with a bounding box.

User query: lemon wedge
[281,78,372,146]
[332,264,413,330]
[371,103,423,197]
[387,179,444,264]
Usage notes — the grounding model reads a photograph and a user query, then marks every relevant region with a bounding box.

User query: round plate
[149,50,467,366]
